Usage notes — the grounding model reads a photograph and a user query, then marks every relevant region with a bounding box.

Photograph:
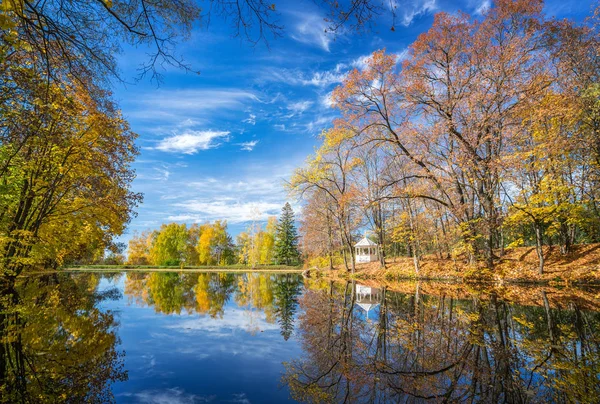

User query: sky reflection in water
[97,272,304,403]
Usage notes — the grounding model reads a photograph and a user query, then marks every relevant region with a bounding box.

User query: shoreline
[304,276,600,311]
[310,244,600,287]
[316,269,600,287]
[62,266,304,274]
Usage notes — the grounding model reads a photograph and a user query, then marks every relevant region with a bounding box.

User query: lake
[0,271,599,403]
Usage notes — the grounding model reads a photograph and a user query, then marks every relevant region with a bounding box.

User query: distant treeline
[97,203,302,267]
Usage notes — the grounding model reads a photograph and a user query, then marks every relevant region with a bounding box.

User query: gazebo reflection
[355,284,382,319]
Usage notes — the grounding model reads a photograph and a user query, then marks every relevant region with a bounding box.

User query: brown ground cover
[317,243,600,286]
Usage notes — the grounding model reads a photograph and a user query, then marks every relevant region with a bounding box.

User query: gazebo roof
[357,303,380,313]
[354,237,377,247]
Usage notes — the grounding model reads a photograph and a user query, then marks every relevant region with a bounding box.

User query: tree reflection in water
[283,280,600,403]
[2,272,598,403]
[123,272,303,337]
[0,273,127,403]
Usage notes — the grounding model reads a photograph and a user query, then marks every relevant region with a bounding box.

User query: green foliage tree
[148,223,190,266]
[274,203,301,265]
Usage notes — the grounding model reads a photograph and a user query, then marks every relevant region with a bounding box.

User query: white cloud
[348,49,408,72]
[473,0,491,15]
[155,131,230,154]
[394,0,436,26]
[238,140,259,151]
[263,68,345,87]
[142,89,259,112]
[320,92,335,109]
[167,308,280,334]
[396,49,410,63]
[286,100,313,117]
[229,393,251,404]
[171,199,283,223]
[123,89,261,131]
[153,166,170,181]
[290,11,333,51]
[243,113,256,125]
[351,54,372,70]
[162,175,292,224]
[302,70,345,86]
[305,116,333,134]
[125,388,215,404]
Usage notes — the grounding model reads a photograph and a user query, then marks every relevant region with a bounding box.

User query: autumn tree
[127,231,153,265]
[196,220,234,266]
[0,0,289,86]
[0,273,127,402]
[290,130,361,272]
[299,188,343,270]
[0,72,140,276]
[291,0,600,273]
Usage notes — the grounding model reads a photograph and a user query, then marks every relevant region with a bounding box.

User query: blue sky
[112,0,594,242]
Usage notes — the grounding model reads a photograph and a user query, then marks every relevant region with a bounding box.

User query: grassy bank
[316,243,600,286]
[63,264,303,273]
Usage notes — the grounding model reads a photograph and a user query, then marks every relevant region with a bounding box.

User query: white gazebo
[354,237,379,264]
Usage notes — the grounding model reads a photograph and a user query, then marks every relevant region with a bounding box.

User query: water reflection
[0,273,126,403]
[285,280,600,403]
[1,272,599,403]
[123,272,303,339]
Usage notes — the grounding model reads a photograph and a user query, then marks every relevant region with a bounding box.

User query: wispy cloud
[153,166,170,181]
[229,393,251,404]
[123,387,215,404]
[301,70,346,86]
[262,68,345,87]
[391,0,436,26]
[141,89,259,112]
[286,100,313,117]
[155,131,230,154]
[289,11,333,51]
[305,116,333,134]
[238,140,259,151]
[472,0,491,15]
[167,308,280,334]
[320,92,335,108]
[161,174,293,223]
[171,199,283,223]
[344,49,408,72]
[123,89,261,133]
[351,54,371,70]
[242,113,256,125]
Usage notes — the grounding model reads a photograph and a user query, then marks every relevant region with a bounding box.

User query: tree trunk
[341,248,349,272]
[534,221,545,275]
[412,249,420,276]
[326,209,335,270]
[406,199,420,276]
[499,225,505,257]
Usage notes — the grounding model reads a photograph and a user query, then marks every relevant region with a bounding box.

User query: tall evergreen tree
[274,203,301,265]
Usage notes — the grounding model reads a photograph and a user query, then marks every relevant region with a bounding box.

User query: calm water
[1,272,599,403]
